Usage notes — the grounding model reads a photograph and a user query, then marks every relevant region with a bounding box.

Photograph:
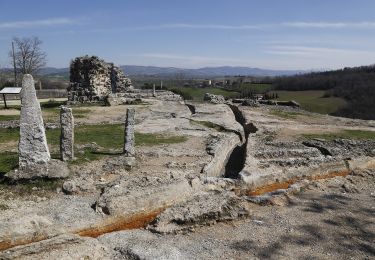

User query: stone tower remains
[68,55,133,102]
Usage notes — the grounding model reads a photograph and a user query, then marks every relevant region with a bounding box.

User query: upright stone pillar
[60,106,74,161]
[123,108,135,156]
[153,84,156,97]
[18,74,50,169]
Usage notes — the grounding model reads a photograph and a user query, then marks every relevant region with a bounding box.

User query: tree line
[272,65,375,120]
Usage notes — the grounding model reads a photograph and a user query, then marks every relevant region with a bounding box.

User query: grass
[303,129,375,141]
[269,110,308,119]
[1,124,188,148]
[40,99,66,109]
[190,119,228,132]
[0,114,19,121]
[275,90,347,114]
[0,128,20,143]
[171,87,239,101]
[69,148,105,165]
[0,177,63,198]
[0,152,18,175]
[72,108,91,118]
[0,124,188,168]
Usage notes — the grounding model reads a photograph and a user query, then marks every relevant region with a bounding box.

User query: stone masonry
[124,108,135,156]
[18,74,51,169]
[60,106,74,161]
[68,56,133,102]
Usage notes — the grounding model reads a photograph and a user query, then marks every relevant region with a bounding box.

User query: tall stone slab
[123,108,135,156]
[18,74,50,169]
[60,106,74,161]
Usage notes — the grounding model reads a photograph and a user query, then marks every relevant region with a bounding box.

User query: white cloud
[126,21,375,31]
[158,23,263,30]
[0,18,78,29]
[264,45,375,57]
[282,21,375,29]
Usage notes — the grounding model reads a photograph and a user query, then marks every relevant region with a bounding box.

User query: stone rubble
[203,93,225,104]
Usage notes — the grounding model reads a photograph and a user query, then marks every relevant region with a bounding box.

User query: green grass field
[269,110,311,119]
[303,129,375,141]
[275,90,347,114]
[0,124,188,171]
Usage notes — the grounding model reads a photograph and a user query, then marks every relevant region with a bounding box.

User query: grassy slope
[303,129,375,141]
[275,90,347,114]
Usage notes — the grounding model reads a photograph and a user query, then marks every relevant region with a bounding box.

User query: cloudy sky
[1,0,375,70]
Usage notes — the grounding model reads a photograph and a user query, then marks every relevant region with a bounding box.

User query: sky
[1,0,375,70]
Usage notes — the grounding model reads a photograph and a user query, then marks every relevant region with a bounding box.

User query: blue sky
[1,0,375,69]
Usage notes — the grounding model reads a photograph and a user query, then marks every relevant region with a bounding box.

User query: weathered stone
[98,230,186,260]
[60,106,74,161]
[68,55,133,102]
[123,108,135,156]
[203,93,225,104]
[18,74,50,169]
[0,234,113,260]
[6,159,70,180]
[148,191,250,234]
[241,99,260,107]
[95,173,195,216]
[202,133,242,177]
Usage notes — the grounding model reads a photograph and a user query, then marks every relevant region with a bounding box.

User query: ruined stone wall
[68,56,132,102]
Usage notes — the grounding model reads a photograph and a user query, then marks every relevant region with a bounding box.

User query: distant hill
[2,65,304,78]
[119,65,304,77]
[273,64,375,120]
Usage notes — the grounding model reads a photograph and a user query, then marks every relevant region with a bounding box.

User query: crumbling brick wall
[68,55,132,102]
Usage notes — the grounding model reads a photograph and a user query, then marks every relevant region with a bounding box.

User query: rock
[201,177,238,192]
[98,230,186,260]
[241,99,260,107]
[202,133,242,177]
[148,191,250,234]
[18,74,50,170]
[6,159,69,181]
[0,234,112,260]
[192,103,245,141]
[96,173,195,216]
[60,106,74,161]
[123,108,135,156]
[203,93,225,104]
[62,180,77,194]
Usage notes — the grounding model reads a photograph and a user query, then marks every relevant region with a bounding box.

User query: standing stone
[123,108,135,156]
[18,74,50,169]
[60,106,74,161]
[153,84,156,97]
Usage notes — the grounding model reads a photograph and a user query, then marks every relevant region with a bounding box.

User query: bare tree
[9,36,47,75]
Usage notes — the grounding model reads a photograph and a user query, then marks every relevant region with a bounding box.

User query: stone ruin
[68,55,133,102]
[6,74,69,180]
[60,106,74,161]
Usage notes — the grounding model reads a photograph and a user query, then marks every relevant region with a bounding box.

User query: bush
[169,88,193,100]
